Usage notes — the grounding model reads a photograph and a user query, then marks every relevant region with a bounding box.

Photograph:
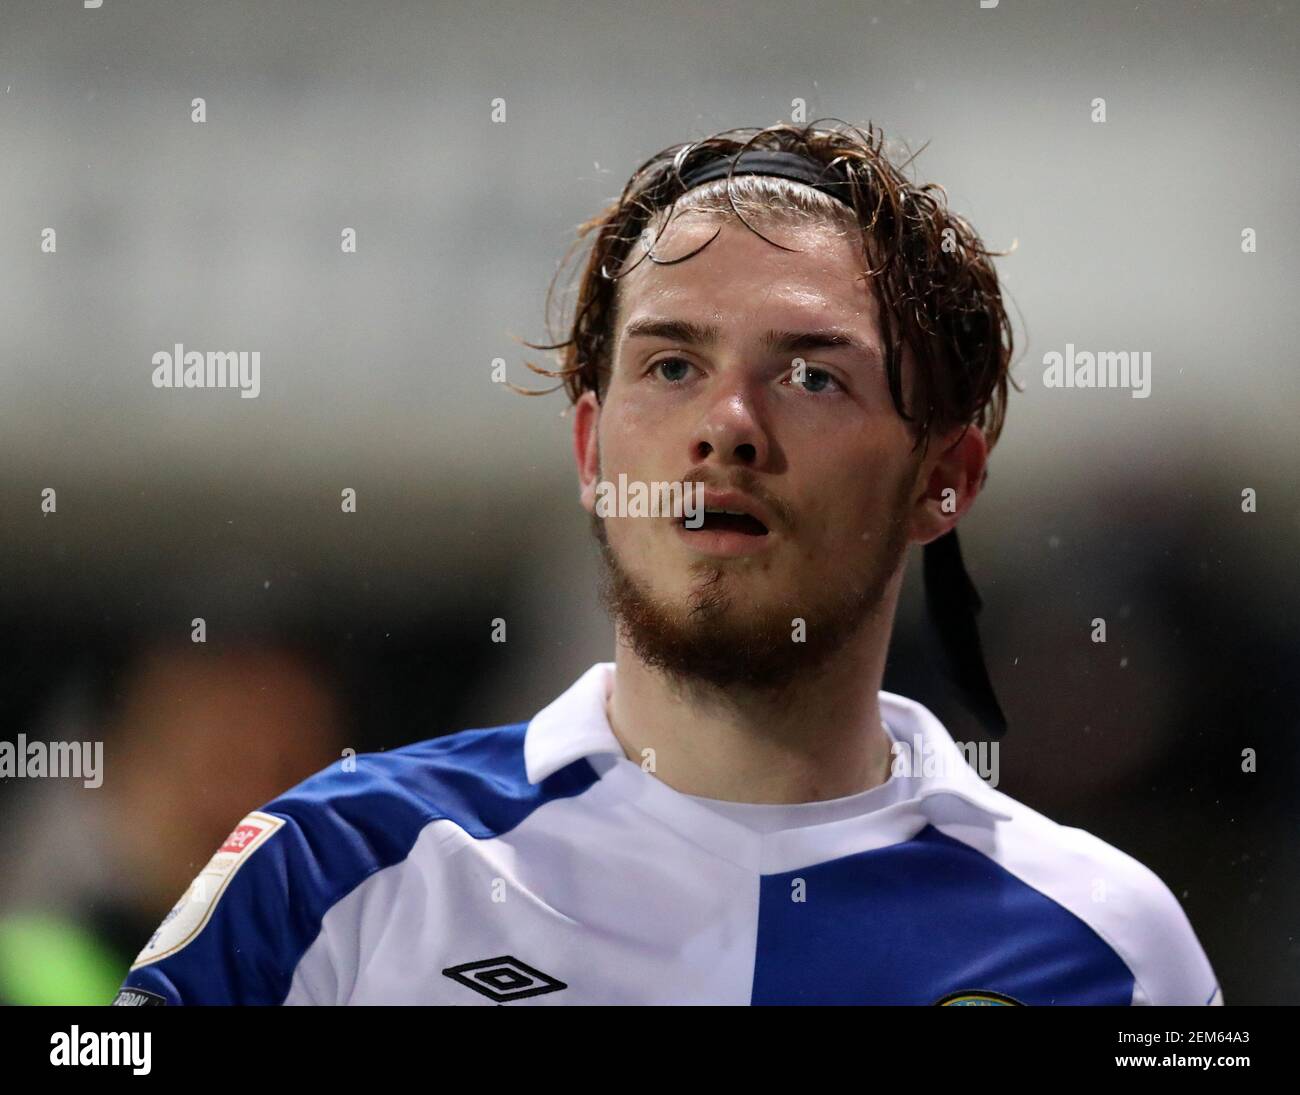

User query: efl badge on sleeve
[129,810,285,969]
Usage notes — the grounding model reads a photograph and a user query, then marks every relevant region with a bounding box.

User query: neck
[604,579,902,805]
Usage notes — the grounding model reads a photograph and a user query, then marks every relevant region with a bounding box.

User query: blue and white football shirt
[114,662,1221,1006]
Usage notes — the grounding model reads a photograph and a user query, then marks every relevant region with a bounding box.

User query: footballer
[114,122,1220,1006]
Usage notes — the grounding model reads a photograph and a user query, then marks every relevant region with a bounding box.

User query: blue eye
[790,365,840,394]
[653,357,692,382]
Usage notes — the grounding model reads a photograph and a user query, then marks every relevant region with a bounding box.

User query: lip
[673,488,776,558]
[692,489,776,532]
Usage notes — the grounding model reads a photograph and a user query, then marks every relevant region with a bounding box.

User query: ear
[908,424,989,546]
[573,390,602,514]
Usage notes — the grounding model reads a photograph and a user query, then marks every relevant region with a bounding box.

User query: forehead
[614,212,879,335]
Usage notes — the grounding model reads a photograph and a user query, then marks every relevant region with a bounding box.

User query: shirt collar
[524,663,625,784]
[523,662,1009,821]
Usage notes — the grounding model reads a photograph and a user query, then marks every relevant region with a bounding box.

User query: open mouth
[682,508,769,536]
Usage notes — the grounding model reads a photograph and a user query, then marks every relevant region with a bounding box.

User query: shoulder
[114,721,598,1006]
[265,719,594,844]
[928,783,1222,1005]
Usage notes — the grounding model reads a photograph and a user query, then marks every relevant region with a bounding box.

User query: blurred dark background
[0,0,1295,1004]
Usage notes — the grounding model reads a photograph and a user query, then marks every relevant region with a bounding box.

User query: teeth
[705,507,749,516]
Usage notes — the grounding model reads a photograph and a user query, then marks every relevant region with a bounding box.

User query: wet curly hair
[519,119,1016,455]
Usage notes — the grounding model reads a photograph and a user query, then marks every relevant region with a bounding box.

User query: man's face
[575,210,934,692]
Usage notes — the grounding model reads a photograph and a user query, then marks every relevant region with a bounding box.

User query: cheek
[602,513,670,587]
[807,446,912,539]
[597,398,643,469]
[597,395,681,487]
[602,374,650,424]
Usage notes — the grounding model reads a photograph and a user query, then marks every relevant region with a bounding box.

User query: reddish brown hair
[520,120,1016,454]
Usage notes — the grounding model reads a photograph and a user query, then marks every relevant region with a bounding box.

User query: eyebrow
[620,316,882,364]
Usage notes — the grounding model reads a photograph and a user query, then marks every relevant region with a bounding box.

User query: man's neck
[604,614,897,805]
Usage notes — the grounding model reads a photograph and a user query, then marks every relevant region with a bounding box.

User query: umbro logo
[442,955,568,1002]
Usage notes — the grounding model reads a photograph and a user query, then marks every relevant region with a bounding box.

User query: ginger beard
[590,459,917,696]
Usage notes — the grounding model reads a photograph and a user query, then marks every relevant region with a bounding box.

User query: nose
[689,384,770,468]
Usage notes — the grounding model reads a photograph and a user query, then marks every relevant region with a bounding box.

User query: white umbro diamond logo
[442,955,568,1002]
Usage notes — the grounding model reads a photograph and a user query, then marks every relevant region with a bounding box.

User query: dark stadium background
[0,0,1295,1004]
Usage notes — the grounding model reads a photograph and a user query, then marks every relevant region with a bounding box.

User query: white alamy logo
[891,734,1000,788]
[0,735,102,788]
[594,474,705,528]
[152,344,261,398]
[1042,344,1151,398]
[50,1028,151,1075]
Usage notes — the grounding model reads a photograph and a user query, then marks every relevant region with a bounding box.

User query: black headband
[676,149,858,207]
[672,147,1008,740]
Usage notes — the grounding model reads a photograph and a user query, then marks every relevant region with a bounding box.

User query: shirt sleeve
[111,809,321,1005]
[1124,871,1221,1006]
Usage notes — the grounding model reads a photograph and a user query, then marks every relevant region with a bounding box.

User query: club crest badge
[935,990,1024,1006]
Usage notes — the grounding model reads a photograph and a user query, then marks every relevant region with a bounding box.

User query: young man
[114,123,1220,1006]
